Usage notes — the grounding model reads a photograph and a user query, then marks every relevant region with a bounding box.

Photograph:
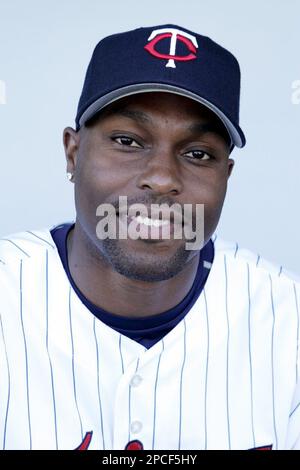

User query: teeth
[135,215,169,227]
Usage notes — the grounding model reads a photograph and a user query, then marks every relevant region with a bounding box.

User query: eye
[113,136,141,148]
[184,150,212,161]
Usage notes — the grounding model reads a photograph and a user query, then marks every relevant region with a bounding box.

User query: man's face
[64,92,234,282]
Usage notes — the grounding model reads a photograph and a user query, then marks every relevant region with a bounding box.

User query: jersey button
[130,374,143,387]
[130,421,143,434]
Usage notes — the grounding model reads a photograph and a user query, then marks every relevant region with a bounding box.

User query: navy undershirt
[50,223,214,349]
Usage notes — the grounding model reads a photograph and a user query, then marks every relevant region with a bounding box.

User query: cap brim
[79,83,246,148]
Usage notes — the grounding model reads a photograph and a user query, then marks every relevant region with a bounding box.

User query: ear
[63,127,80,182]
[227,158,235,179]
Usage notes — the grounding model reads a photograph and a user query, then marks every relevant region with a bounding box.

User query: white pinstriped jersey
[0,227,300,450]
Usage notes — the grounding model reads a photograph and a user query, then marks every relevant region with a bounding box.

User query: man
[0,24,299,450]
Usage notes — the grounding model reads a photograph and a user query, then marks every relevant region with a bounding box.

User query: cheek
[73,151,111,230]
[193,168,227,204]
[74,148,134,232]
[193,171,228,235]
[79,142,134,193]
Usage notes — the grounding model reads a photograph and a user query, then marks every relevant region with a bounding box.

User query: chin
[102,238,193,283]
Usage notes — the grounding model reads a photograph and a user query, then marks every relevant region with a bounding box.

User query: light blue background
[0,0,299,272]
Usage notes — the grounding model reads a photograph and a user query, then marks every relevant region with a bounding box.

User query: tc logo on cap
[144,27,198,69]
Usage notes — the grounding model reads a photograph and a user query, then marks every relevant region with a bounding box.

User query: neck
[67,222,200,318]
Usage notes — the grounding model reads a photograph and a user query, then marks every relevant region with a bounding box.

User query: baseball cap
[76,24,246,148]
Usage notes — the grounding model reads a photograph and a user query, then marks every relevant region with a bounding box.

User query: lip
[118,213,183,240]
[116,205,185,226]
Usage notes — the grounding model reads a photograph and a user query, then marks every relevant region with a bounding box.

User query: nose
[136,148,183,195]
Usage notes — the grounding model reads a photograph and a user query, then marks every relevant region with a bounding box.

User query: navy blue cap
[76,24,246,148]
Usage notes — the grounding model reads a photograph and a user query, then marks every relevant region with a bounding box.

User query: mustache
[113,195,181,212]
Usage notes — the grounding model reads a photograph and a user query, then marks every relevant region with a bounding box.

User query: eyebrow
[100,107,153,125]
[187,122,229,140]
[188,122,219,134]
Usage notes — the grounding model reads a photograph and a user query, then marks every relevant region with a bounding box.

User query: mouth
[116,208,185,225]
[128,214,171,227]
[116,212,184,241]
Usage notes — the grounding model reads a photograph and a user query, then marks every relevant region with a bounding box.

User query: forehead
[93,92,221,123]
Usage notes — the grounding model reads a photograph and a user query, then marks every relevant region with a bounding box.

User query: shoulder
[0,225,61,266]
[212,233,300,288]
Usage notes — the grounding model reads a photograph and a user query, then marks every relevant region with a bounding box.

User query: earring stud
[67,172,73,181]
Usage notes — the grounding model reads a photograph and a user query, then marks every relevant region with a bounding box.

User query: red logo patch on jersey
[125,439,144,450]
[144,27,198,69]
[75,431,93,450]
[249,444,273,450]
